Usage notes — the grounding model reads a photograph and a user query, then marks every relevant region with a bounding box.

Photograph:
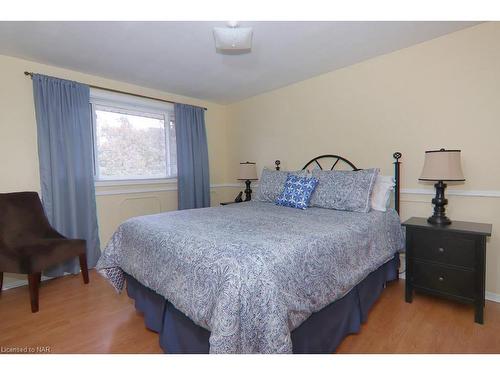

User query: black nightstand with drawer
[402,217,492,324]
[220,201,242,206]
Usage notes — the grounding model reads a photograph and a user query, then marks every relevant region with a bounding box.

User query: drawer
[412,261,475,299]
[411,229,476,268]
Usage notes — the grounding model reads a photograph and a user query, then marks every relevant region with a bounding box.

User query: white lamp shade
[419,149,465,181]
[238,162,257,180]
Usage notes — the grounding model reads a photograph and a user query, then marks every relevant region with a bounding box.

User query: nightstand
[402,217,492,324]
[220,201,242,206]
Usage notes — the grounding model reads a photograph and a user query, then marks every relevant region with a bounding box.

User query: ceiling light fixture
[213,21,253,54]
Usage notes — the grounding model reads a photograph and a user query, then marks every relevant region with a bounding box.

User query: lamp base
[244,180,252,201]
[428,180,452,226]
[427,215,452,226]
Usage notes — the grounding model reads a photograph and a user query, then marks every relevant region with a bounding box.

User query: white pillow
[370,175,395,212]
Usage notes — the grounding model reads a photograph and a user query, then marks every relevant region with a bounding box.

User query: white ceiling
[0,21,479,104]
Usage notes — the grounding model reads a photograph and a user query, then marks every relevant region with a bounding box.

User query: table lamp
[238,162,258,201]
[419,148,465,225]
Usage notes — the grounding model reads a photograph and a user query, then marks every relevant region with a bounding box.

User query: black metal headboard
[274,152,402,214]
[301,154,359,171]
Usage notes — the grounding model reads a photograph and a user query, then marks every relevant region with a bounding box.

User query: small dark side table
[402,217,492,324]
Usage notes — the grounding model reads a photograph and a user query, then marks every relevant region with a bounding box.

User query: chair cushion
[0,238,85,274]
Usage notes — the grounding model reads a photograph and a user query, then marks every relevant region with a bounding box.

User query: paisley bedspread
[96,201,404,353]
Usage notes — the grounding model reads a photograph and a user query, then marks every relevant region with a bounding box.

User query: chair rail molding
[401,188,500,198]
[95,185,500,198]
[95,183,242,196]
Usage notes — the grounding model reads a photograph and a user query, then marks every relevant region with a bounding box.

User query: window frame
[89,88,177,185]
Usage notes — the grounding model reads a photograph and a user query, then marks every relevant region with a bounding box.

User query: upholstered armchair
[0,192,89,312]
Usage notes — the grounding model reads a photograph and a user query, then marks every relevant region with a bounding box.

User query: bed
[97,153,405,354]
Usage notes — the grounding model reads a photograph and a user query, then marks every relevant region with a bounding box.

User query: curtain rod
[23,71,207,111]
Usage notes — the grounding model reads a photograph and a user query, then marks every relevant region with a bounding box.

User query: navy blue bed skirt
[125,254,399,354]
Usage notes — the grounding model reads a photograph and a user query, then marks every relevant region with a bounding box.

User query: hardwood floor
[337,283,500,353]
[0,270,499,354]
[0,271,162,354]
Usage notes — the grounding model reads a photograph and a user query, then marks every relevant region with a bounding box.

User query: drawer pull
[438,276,444,282]
[438,247,445,253]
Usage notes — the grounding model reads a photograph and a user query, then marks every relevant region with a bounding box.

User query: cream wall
[0,54,235,287]
[227,22,500,297]
[2,22,500,298]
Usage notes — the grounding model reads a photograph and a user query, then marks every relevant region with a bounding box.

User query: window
[90,90,176,182]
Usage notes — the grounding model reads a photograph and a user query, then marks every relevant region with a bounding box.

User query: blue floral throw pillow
[275,174,319,210]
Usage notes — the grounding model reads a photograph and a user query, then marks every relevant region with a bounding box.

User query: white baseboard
[4,272,500,303]
[2,276,53,291]
[485,292,500,303]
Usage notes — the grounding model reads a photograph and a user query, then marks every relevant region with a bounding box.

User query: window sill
[94,178,177,187]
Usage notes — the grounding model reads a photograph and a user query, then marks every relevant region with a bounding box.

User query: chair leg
[0,272,3,294]
[28,273,41,313]
[79,254,89,284]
